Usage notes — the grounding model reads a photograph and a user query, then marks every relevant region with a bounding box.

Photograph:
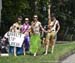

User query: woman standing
[21,18,31,54]
[44,15,60,55]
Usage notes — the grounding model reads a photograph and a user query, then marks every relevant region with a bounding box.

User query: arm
[39,23,47,33]
[56,21,60,33]
[28,26,31,33]
[29,28,33,35]
[30,22,34,35]
[20,25,25,33]
[9,23,16,31]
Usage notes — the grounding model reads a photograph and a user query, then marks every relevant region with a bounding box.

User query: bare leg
[50,38,55,54]
[14,47,17,56]
[43,38,45,44]
[42,38,45,48]
[23,44,25,56]
[44,39,49,55]
[51,45,54,54]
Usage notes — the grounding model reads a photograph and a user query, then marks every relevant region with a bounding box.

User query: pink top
[21,23,30,36]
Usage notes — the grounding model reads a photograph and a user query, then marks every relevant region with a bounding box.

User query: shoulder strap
[52,20,56,27]
[24,24,29,33]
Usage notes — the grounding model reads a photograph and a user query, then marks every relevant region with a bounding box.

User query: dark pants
[24,35,30,51]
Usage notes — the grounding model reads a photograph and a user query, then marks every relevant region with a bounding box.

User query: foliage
[0,0,75,39]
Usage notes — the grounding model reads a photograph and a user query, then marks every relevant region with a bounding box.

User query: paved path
[61,54,75,63]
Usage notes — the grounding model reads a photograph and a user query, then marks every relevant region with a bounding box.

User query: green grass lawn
[0,42,75,63]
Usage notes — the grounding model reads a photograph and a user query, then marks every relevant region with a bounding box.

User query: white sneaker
[24,53,26,56]
[14,54,17,56]
[51,50,53,54]
[34,53,36,56]
[44,52,47,55]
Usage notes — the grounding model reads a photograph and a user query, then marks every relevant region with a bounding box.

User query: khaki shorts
[46,31,56,40]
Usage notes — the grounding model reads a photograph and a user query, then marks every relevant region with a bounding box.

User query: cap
[25,18,29,21]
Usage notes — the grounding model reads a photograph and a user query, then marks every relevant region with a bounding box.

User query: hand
[44,30,48,33]
[48,30,50,32]
[2,38,6,42]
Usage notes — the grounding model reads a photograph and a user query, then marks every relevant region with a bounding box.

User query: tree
[1,0,75,40]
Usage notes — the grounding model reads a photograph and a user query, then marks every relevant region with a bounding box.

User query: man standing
[9,16,23,56]
[30,15,45,56]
